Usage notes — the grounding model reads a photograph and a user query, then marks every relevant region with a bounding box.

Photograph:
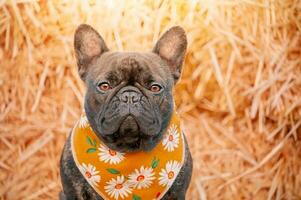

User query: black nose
[120,91,140,103]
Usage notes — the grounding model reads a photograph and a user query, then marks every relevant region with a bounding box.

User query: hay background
[0,0,301,199]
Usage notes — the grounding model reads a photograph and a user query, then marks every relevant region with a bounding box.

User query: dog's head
[74,24,187,152]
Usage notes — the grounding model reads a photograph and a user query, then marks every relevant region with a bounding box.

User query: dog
[60,24,192,200]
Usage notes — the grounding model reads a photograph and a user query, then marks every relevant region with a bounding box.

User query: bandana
[71,112,185,200]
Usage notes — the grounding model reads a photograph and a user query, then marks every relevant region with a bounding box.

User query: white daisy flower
[98,144,125,164]
[78,163,101,187]
[158,161,181,187]
[162,124,180,152]
[79,115,89,128]
[128,166,155,189]
[104,175,132,199]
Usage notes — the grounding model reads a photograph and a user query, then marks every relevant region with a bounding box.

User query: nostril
[132,95,139,103]
[121,95,129,103]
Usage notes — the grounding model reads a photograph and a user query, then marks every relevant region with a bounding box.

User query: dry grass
[0,0,301,199]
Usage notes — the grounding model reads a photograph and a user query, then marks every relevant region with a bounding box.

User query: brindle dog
[60,24,193,200]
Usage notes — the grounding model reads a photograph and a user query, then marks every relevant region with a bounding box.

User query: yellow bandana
[71,112,185,200]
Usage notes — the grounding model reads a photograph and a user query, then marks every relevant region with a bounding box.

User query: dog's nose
[120,91,140,104]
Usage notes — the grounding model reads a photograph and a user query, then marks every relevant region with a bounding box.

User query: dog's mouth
[98,114,160,152]
[98,115,135,151]
[119,115,139,137]
[121,115,158,150]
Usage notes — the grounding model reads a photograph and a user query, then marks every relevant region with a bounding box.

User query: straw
[0,0,300,199]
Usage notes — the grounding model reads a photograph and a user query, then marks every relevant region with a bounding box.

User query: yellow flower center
[85,171,92,178]
[168,171,174,179]
[136,175,145,181]
[168,135,173,141]
[115,183,123,189]
[109,149,117,156]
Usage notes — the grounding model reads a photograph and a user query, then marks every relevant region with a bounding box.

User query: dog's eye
[150,83,162,93]
[97,82,111,91]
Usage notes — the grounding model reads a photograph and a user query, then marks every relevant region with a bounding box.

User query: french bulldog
[60,24,192,200]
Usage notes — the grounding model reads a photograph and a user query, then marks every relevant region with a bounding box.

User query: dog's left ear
[153,26,187,83]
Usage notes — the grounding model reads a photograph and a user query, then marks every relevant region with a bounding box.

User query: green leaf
[132,194,141,200]
[86,136,93,146]
[151,158,160,169]
[86,148,97,153]
[107,168,120,174]
[93,139,97,147]
[151,157,156,164]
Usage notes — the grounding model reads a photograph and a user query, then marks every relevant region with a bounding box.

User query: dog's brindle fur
[60,24,193,200]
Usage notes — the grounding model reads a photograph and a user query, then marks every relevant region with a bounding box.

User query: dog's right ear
[74,24,109,80]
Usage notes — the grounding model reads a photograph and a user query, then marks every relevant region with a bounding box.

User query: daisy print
[162,124,180,152]
[78,163,101,187]
[128,166,155,189]
[158,161,181,187]
[79,115,89,128]
[98,144,125,164]
[105,175,132,199]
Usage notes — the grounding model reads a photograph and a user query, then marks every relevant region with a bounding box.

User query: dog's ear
[153,26,187,83]
[74,24,109,80]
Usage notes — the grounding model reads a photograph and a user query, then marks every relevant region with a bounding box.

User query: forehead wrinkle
[117,56,144,84]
